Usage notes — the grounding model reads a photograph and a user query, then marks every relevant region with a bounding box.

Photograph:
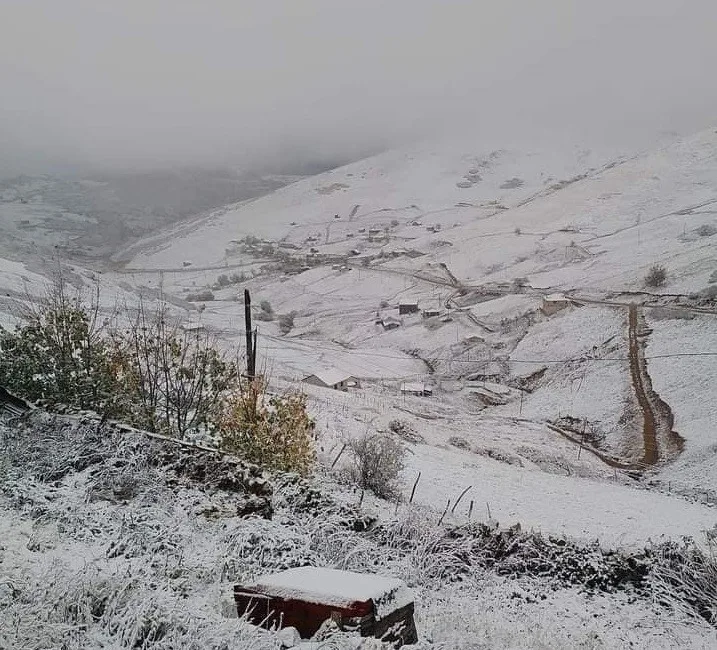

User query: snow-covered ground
[2,128,717,646]
[2,412,716,649]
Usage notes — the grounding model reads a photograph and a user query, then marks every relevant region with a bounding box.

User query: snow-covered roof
[249,567,411,616]
[401,382,431,393]
[399,300,419,306]
[304,369,355,386]
[181,322,205,331]
[544,293,569,302]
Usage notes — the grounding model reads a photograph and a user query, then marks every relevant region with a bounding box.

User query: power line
[259,336,717,365]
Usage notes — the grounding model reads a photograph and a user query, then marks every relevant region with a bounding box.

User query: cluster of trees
[0,276,315,474]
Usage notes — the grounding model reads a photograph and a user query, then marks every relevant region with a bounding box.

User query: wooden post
[244,289,255,381]
[578,418,586,460]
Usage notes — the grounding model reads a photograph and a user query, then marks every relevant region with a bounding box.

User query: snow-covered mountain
[4,129,717,539]
[3,128,717,648]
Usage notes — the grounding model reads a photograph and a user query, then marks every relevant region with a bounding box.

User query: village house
[379,315,401,331]
[302,370,360,391]
[422,308,441,319]
[541,293,572,316]
[180,322,206,334]
[398,301,419,315]
[400,382,433,397]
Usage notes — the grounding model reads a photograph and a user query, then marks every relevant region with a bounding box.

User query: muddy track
[548,305,684,472]
[627,304,684,466]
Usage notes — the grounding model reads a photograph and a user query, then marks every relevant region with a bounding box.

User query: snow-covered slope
[3,128,716,554]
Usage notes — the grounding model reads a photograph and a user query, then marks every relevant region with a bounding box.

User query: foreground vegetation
[1,409,715,649]
[0,275,315,475]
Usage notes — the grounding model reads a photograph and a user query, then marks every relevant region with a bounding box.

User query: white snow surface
[3,128,717,648]
[248,567,412,618]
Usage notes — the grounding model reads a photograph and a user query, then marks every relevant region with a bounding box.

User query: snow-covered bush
[218,378,315,475]
[695,224,717,237]
[110,300,236,439]
[185,289,215,301]
[388,419,423,443]
[347,433,405,501]
[278,310,297,334]
[650,539,717,626]
[0,275,118,413]
[255,299,275,321]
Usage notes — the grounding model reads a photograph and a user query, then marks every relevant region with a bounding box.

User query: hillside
[101,129,717,527]
[1,129,717,647]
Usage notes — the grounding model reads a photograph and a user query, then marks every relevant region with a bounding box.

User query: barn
[541,293,571,316]
[234,567,417,646]
[380,316,402,331]
[398,301,419,315]
[302,369,360,391]
[400,382,433,397]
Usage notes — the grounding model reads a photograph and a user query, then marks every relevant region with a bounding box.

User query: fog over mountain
[1,0,716,177]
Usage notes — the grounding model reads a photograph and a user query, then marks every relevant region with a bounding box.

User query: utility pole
[244,289,257,381]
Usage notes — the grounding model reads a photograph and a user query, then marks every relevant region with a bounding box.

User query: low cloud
[1,0,716,175]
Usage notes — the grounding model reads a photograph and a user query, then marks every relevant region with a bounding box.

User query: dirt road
[627,304,684,466]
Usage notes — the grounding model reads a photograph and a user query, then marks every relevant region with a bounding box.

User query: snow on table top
[249,567,412,616]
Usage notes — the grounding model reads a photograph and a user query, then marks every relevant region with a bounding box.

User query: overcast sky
[1,0,716,175]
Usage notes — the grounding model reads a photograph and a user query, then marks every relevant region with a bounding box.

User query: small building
[181,322,206,334]
[422,308,441,319]
[368,228,381,237]
[302,370,360,391]
[400,382,433,397]
[234,567,417,646]
[541,293,571,316]
[398,301,419,315]
[380,316,402,331]
[0,385,29,419]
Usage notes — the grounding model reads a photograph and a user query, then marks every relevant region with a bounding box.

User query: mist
[1,0,716,177]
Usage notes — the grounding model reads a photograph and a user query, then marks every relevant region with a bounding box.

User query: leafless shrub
[695,224,717,237]
[185,289,215,302]
[110,300,236,439]
[347,433,405,501]
[278,311,297,334]
[448,436,470,450]
[388,419,424,443]
[645,264,667,288]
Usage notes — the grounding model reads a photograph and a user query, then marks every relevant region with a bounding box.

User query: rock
[277,626,302,648]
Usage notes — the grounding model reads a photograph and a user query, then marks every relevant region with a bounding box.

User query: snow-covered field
[2,127,717,647]
[2,411,716,650]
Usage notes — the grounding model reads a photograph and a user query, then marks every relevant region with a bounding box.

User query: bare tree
[112,300,236,438]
